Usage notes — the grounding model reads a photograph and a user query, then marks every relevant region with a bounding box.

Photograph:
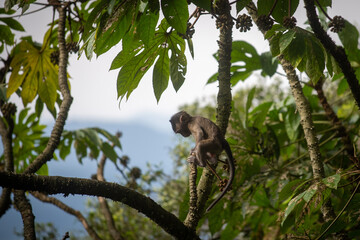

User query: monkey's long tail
[205,140,235,212]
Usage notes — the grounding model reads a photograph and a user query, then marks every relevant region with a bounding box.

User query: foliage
[1,0,360,239]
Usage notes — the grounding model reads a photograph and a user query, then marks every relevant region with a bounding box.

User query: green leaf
[0,24,14,45]
[170,51,186,92]
[322,174,341,189]
[36,163,48,176]
[190,0,211,11]
[117,44,159,101]
[230,41,261,84]
[101,142,118,163]
[257,0,299,23]
[110,40,142,70]
[250,101,272,130]
[153,48,170,102]
[83,0,108,40]
[285,106,300,141]
[168,32,186,91]
[8,41,58,108]
[260,52,277,76]
[236,0,251,13]
[338,20,360,61]
[82,128,102,147]
[74,139,87,163]
[161,0,189,34]
[282,192,305,225]
[305,37,325,81]
[95,4,134,56]
[272,0,299,24]
[269,32,282,56]
[137,11,159,47]
[284,31,306,68]
[246,87,256,114]
[279,30,296,53]
[186,38,194,59]
[93,127,122,149]
[279,179,306,203]
[0,18,24,31]
[252,186,271,207]
[303,186,317,202]
[207,72,218,84]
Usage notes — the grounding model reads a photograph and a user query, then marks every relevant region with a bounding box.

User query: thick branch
[278,55,325,179]
[31,191,102,240]
[183,163,198,229]
[96,154,125,240]
[314,79,359,167]
[14,191,36,240]
[24,5,73,174]
[247,0,339,231]
[0,172,200,240]
[303,0,360,109]
[0,116,14,216]
[187,0,234,228]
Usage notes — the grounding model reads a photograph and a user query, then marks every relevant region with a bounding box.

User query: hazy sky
[3,0,360,131]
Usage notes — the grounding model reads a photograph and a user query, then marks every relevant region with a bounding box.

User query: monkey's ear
[179,114,184,123]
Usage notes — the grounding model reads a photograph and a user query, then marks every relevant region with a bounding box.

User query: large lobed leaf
[7,40,58,109]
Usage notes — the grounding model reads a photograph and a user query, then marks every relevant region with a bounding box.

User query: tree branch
[24,5,73,174]
[0,172,200,240]
[30,191,102,240]
[246,2,343,237]
[14,191,36,240]
[314,78,360,167]
[185,0,234,228]
[96,153,125,240]
[303,0,360,109]
[183,163,198,229]
[0,110,14,216]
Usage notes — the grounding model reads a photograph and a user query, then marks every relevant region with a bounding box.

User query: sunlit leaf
[7,40,59,108]
[137,11,159,47]
[153,47,170,102]
[161,0,188,34]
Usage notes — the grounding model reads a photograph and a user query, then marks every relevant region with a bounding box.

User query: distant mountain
[0,120,174,239]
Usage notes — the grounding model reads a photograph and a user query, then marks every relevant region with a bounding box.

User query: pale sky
[3,1,360,131]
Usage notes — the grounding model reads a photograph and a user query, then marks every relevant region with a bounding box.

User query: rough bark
[184,0,234,229]
[14,191,36,240]
[303,0,360,109]
[0,172,200,240]
[96,153,125,240]
[0,112,14,216]
[24,5,73,174]
[183,163,198,229]
[246,0,340,233]
[31,191,102,240]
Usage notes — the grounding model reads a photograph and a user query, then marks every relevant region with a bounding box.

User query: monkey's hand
[187,151,196,164]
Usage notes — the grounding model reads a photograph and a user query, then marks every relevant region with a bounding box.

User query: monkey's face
[169,119,191,137]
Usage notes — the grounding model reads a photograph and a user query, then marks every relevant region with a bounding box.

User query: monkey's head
[169,111,192,137]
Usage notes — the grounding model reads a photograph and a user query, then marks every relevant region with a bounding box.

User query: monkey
[169,111,235,212]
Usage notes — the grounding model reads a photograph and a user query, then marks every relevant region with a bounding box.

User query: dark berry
[256,15,274,32]
[283,16,297,29]
[236,14,253,32]
[329,15,345,33]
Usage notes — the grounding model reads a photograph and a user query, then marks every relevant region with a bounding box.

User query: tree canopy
[1,0,360,239]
